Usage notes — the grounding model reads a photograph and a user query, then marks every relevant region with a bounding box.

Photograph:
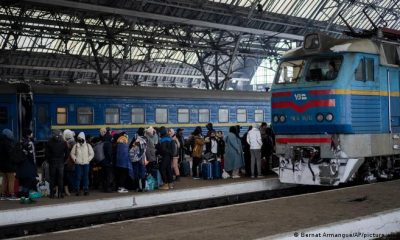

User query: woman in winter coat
[224,126,244,178]
[16,129,38,197]
[190,127,204,179]
[0,129,17,199]
[157,127,175,190]
[115,132,132,193]
[70,132,94,196]
[63,129,76,196]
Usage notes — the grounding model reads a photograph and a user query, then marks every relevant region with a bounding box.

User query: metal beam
[23,0,304,41]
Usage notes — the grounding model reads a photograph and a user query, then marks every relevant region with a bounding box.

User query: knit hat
[2,129,14,141]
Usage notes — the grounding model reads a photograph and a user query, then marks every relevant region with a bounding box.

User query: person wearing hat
[157,126,175,190]
[70,132,94,196]
[46,129,69,198]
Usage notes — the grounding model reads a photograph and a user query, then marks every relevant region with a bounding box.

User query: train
[271,31,400,186]
[0,83,271,160]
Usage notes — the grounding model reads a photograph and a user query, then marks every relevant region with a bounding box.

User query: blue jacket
[224,132,244,171]
[115,143,133,178]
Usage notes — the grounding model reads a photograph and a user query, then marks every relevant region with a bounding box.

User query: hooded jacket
[70,132,94,165]
[46,131,69,165]
[246,127,262,150]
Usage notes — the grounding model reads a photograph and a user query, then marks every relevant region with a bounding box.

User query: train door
[34,103,51,141]
[17,92,33,140]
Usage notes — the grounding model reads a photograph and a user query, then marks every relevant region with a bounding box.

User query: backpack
[129,138,146,162]
[11,142,25,164]
[93,141,105,163]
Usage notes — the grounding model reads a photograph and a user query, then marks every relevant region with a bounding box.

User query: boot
[168,183,174,189]
[175,175,180,181]
[64,186,71,196]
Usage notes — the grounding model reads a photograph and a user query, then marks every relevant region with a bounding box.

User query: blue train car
[271,32,400,185]
[0,83,270,147]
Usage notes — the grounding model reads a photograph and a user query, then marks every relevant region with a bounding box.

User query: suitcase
[211,160,221,179]
[201,161,213,180]
[180,160,190,177]
[151,169,163,189]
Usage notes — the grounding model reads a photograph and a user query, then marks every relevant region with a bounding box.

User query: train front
[271,33,363,186]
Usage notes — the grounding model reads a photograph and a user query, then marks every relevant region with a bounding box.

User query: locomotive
[271,31,400,185]
[0,83,270,158]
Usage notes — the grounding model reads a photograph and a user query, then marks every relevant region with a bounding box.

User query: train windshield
[306,57,342,81]
[275,59,305,84]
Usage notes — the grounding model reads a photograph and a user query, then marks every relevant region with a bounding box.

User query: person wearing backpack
[46,129,69,198]
[129,128,147,192]
[0,129,18,200]
[70,132,94,196]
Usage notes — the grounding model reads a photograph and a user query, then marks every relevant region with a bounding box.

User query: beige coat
[70,143,94,165]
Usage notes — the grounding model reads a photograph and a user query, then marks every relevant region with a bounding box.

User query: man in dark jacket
[46,129,69,198]
[0,129,18,200]
[100,129,113,192]
[16,129,37,198]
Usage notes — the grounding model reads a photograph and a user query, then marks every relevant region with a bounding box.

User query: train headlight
[316,113,324,122]
[325,113,334,121]
[279,115,286,122]
[273,115,279,123]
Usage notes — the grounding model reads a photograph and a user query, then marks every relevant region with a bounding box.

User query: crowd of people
[0,122,275,200]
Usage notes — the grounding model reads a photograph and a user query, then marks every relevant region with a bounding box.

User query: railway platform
[0,175,291,233]
[15,179,400,240]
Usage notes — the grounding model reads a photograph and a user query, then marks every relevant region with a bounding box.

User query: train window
[255,109,264,122]
[77,107,93,124]
[0,107,7,124]
[355,58,374,81]
[105,108,120,124]
[306,57,342,81]
[56,107,67,125]
[178,108,189,123]
[131,108,145,124]
[218,109,229,123]
[199,109,210,123]
[237,109,247,123]
[155,108,168,123]
[276,60,305,84]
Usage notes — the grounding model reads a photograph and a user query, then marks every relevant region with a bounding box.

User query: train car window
[0,107,7,124]
[382,43,400,65]
[199,109,210,123]
[178,108,189,123]
[77,107,93,124]
[255,109,264,122]
[237,109,247,123]
[306,57,342,81]
[155,108,168,123]
[276,60,305,84]
[56,107,67,125]
[131,108,145,124]
[105,108,120,124]
[38,106,47,124]
[218,109,229,123]
[355,58,374,81]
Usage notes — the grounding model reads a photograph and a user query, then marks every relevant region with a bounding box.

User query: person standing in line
[63,129,76,196]
[241,126,252,177]
[0,129,18,200]
[189,127,204,179]
[115,132,132,193]
[169,128,180,181]
[46,129,69,198]
[157,127,175,190]
[129,128,147,192]
[16,129,38,198]
[99,128,113,193]
[224,126,244,178]
[70,132,94,196]
[176,128,185,163]
[246,123,263,178]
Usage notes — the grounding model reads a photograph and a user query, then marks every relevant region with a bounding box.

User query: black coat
[46,136,69,165]
[0,136,16,172]
[16,138,37,179]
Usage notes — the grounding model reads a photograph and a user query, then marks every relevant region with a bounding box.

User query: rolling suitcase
[180,159,190,177]
[211,160,221,179]
[201,161,213,180]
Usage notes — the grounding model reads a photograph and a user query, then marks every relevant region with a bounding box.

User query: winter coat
[70,142,94,165]
[144,134,157,162]
[46,136,69,165]
[246,128,262,150]
[191,135,204,158]
[0,135,16,172]
[16,137,37,179]
[224,132,244,171]
[157,136,175,162]
[101,134,113,167]
[115,140,134,178]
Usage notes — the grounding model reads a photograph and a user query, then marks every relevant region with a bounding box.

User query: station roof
[0,0,399,89]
